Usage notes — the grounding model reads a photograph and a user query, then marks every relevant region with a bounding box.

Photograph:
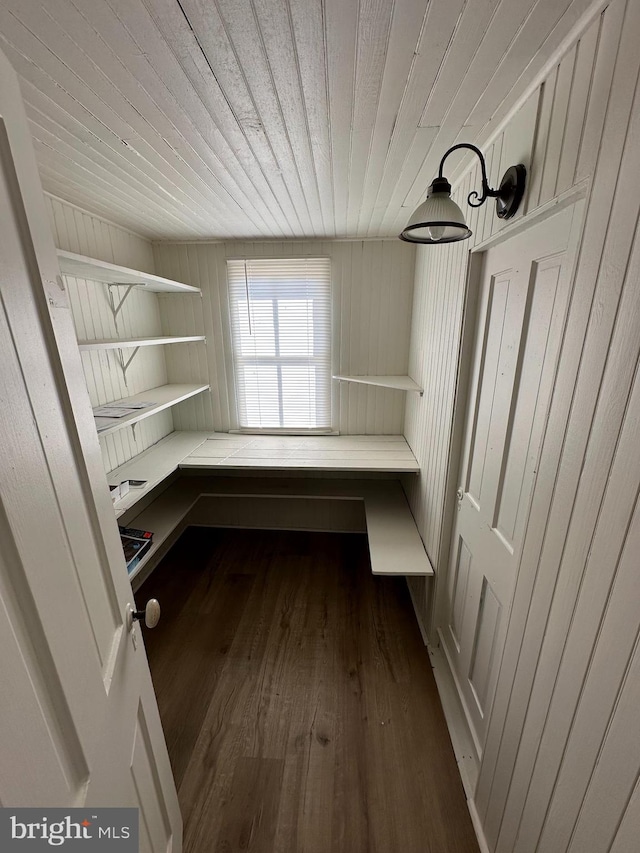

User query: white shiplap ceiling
[1,0,596,240]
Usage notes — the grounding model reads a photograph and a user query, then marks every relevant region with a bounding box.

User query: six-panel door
[443,206,578,754]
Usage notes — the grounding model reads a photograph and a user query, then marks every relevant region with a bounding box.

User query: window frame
[225,256,336,435]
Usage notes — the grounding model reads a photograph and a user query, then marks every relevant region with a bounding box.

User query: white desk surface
[179,434,419,473]
[127,475,433,584]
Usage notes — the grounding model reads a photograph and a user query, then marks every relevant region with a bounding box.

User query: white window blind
[227,257,332,430]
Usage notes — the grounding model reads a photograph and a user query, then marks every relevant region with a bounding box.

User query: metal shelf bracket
[115,346,140,386]
[108,283,142,330]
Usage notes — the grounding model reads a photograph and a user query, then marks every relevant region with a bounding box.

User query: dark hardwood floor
[139,527,479,853]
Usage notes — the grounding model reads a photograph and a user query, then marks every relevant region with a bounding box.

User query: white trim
[468,799,492,853]
[224,253,332,261]
[426,639,480,795]
[430,250,482,646]
[229,428,338,436]
[423,639,493,853]
[437,627,484,765]
[356,570,491,848]
[470,180,590,253]
[150,236,406,246]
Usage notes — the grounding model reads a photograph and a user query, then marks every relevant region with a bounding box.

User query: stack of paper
[94,401,155,432]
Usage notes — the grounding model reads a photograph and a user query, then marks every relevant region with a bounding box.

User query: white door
[0,47,181,850]
[441,205,581,755]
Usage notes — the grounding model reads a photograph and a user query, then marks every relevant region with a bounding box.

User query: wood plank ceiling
[0,0,595,240]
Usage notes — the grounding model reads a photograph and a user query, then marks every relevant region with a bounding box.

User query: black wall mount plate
[496,164,527,220]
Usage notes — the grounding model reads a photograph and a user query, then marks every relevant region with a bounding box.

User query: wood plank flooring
[138,528,479,853]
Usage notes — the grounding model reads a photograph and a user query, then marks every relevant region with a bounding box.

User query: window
[227,257,332,430]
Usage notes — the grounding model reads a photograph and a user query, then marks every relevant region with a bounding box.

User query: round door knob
[131,599,161,629]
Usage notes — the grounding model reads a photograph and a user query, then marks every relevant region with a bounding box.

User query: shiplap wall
[405,1,640,850]
[46,194,174,472]
[405,5,606,576]
[152,240,416,434]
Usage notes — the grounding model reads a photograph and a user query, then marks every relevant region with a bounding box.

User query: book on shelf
[119,525,154,574]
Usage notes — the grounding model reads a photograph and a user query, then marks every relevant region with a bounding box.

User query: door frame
[430,247,482,645]
[0,43,181,841]
[429,187,588,769]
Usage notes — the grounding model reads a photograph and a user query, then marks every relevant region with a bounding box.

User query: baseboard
[468,798,491,853]
[407,578,482,798]
[427,640,480,798]
[425,639,491,852]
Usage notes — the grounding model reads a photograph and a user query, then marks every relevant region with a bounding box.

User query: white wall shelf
[94,383,210,437]
[58,248,210,450]
[57,249,201,294]
[333,374,423,395]
[127,478,203,585]
[78,335,205,351]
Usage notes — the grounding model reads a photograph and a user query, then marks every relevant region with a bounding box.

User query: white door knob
[128,599,161,630]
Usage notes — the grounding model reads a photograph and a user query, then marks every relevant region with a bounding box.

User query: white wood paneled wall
[404,6,606,568]
[153,239,416,434]
[46,195,173,472]
[404,0,640,850]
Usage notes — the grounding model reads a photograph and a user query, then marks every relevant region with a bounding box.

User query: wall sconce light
[399,143,526,244]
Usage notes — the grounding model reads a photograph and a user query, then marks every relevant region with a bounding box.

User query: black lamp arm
[437,143,499,208]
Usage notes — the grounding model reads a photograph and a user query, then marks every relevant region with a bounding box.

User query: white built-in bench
[110,432,432,589]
